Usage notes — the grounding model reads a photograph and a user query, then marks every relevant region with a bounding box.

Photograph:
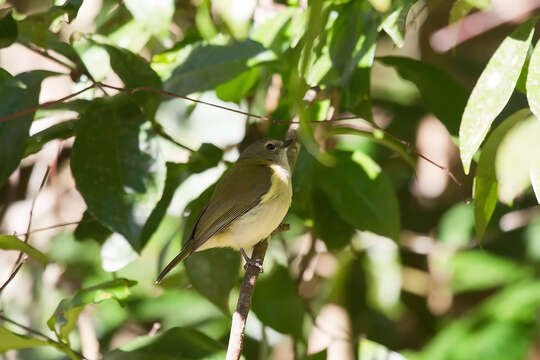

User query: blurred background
[1,0,540,359]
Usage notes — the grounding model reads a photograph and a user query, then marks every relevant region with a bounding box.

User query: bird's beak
[283,138,294,148]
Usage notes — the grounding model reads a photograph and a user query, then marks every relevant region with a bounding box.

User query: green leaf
[0,327,48,353]
[449,0,487,24]
[73,211,112,245]
[526,40,540,118]
[482,280,540,322]
[359,338,407,360]
[215,67,260,103]
[495,115,540,204]
[312,189,355,250]
[23,119,77,157]
[0,70,52,186]
[306,349,327,360]
[473,109,533,239]
[124,0,174,39]
[459,18,536,174]
[47,278,136,341]
[250,8,295,55]
[165,40,267,95]
[438,202,474,247]
[71,94,166,251]
[451,250,531,293]
[180,185,240,313]
[0,235,47,266]
[316,151,400,241]
[378,56,468,136]
[104,327,225,360]
[101,44,162,119]
[380,0,415,47]
[252,265,304,337]
[0,10,17,48]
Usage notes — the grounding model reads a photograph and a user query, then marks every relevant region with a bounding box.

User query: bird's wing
[155,162,271,283]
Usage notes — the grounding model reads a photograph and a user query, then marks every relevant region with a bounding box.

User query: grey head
[238,138,293,167]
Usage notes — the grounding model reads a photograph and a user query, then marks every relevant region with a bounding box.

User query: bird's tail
[154,245,193,284]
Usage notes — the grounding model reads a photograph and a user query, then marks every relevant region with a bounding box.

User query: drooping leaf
[252,265,305,337]
[0,235,48,266]
[378,56,468,136]
[316,151,400,241]
[165,40,268,95]
[495,115,540,204]
[71,94,166,252]
[104,327,225,360]
[473,109,533,240]
[0,70,53,185]
[23,119,77,157]
[459,18,536,174]
[101,44,162,119]
[73,211,112,245]
[47,278,136,341]
[0,10,17,48]
[380,0,416,47]
[0,327,49,353]
[526,40,540,118]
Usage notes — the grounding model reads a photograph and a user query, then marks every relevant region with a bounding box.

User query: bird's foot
[241,249,264,273]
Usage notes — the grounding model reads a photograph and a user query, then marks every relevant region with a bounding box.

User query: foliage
[0,0,539,359]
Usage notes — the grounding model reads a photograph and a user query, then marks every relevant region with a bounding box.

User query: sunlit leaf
[495,115,540,204]
[0,70,53,185]
[104,326,225,359]
[526,40,540,118]
[449,0,490,24]
[0,235,47,266]
[380,0,416,47]
[378,56,468,136]
[47,278,136,341]
[71,94,166,251]
[215,67,260,103]
[438,202,474,247]
[359,338,407,360]
[24,119,77,157]
[124,0,174,39]
[0,327,48,353]
[473,109,533,240]
[459,18,536,174]
[252,265,304,337]
[250,8,295,54]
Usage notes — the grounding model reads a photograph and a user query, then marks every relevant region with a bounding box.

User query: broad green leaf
[195,0,218,40]
[140,143,223,249]
[124,0,174,39]
[0,327,48,353]
[0,10,17,48]
[378,56,468,136]
[215,67,260,103]
[101,44,162,119]
[71,94,166,251]
[181,185,240,313]
[74,211,112,245]
[380,0,415,47]
[482,280,540,322]
[312,189,355,250]
[495,115,540,204]
[316,151,400,241]
[473,109,532,240]
[0,70,52,185]
[47,278,136,341]
[526,40,540,118]
[250,8,295,55]
[531,162,540,204]
[24,119,77,157]
[165,40,267,95]
[451,251,531,293]
[252,265,304,337]
[0,235,47,266]
[459,18,536,174]
[104,327,225,360]
[438,202,474,247]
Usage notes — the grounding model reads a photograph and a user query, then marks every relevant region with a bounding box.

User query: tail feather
[155,245,193,284]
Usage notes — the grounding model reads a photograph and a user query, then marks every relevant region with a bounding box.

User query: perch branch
[226,223,290,360]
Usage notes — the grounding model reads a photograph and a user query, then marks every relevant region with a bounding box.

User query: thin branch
[151,122,196,152]
[18,42,76,71]
[24,220,88,235]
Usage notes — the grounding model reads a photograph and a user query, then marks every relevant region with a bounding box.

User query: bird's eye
[265,143,276,151]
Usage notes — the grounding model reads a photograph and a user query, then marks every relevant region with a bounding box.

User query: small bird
[155,138,294,283]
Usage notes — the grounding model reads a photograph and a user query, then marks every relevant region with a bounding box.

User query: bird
[155,138,294,283]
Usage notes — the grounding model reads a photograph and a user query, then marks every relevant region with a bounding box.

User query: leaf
[215,67,260,103]
[482,280,540,322]
[495,115,540,204]
[0,70,53,186]
[124,0,174,39]
[252,265,304,337]
[438,202,474,247]
[459,18,536,174]
[378,56,468,136]
[0,327,48,353]
[74,211,112,245]
[181,185,240,313]
[23,119,77,157]
[526,40,540,118]
[104,327,225,360]
[0,10,17,48]
[71,94,166,251]
[101,44,162,119]
[473,109,533,240]
[380,0,415,47]
[312,189,355,250]
[250,8,296,55]
[165,40,267,95]
[306,349,327,360]
[359,338,407,360]
[0,235,48,266]
[316,151,400,241]
[531,162,540,204]
[47,278,136,341]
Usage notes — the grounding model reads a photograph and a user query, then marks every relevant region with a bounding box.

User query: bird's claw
[241,249,264,273]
